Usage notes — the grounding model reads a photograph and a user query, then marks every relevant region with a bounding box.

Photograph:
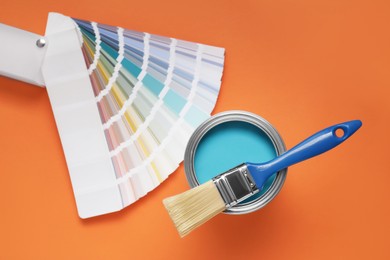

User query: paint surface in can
[194,121,277,202]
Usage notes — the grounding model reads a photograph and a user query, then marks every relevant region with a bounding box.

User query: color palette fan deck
[39,13,224,218]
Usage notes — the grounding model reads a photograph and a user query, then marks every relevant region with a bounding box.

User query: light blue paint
[194,121,277,202]
[184,106,208,128]
[164,89,186,114]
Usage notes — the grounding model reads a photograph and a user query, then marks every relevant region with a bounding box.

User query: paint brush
[163,120,362,237]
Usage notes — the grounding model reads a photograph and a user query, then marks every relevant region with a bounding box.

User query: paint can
[184,110,287,214]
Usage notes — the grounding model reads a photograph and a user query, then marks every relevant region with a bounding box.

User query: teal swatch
[164,89,186,114]
[100,42,119,60]
[142,74,164,96]
[80,27,96,42]
[122,59,141,78]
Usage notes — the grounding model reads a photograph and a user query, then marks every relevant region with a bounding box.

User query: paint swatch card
[41,13,224,218]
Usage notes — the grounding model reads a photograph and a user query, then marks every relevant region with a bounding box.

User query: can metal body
[184,110,287,215]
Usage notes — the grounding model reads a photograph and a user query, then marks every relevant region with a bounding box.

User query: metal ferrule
[212,164,259,208]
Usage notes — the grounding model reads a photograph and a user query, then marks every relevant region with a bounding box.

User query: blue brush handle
[246,120,362,189]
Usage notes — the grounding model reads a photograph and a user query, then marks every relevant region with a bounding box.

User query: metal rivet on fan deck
[36,38,46,48]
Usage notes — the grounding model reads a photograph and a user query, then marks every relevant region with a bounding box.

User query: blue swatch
[164,89,186,114]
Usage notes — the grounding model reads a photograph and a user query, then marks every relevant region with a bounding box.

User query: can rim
[184,110,288,215]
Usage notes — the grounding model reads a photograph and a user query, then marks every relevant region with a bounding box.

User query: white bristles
[163,180,226,237]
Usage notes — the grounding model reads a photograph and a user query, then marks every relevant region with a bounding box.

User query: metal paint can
[184,110,287,214]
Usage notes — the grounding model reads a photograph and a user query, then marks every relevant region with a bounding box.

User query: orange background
[0,0,389,259]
